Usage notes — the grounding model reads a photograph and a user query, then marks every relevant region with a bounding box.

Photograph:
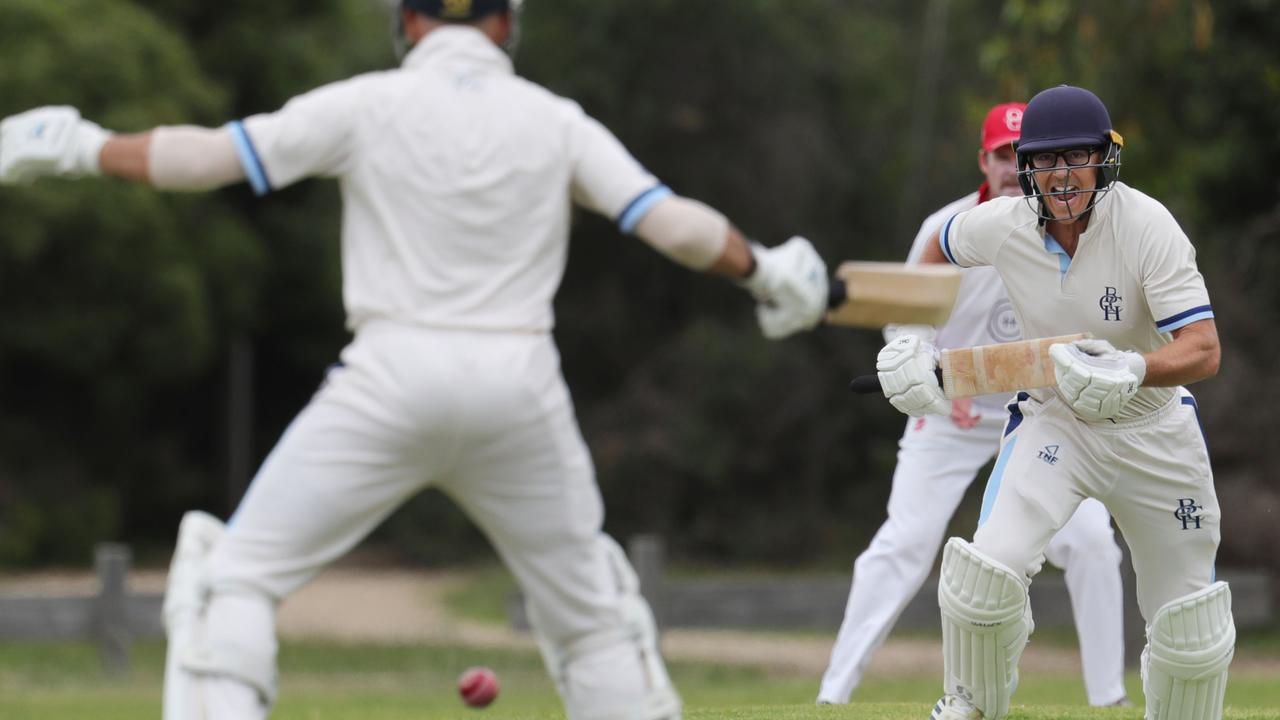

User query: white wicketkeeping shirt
[939,182,1214,421]
[907,190,1021,413]
[229,26,666,333]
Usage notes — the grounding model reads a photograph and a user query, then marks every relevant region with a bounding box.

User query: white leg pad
[163,511,225,720]
[162,512,276,720]
[1142,581,1234,720]
[527,536,681,720]
[938,538,1032,720]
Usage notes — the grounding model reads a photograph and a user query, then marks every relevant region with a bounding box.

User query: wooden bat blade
[825,261,962,329]
[939,333,1090,399]
[848,333,1092,398]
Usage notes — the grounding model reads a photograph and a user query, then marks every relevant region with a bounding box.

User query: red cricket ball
[458,666,499,708]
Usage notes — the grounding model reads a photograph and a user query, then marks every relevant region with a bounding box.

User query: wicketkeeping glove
[0,106,110,184]
[739,236,829,339]
[1049,338,1146,421]
[876,334,950,417]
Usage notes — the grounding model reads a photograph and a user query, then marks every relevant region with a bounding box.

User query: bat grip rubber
[848,367,943,395]
[826,278,847,310]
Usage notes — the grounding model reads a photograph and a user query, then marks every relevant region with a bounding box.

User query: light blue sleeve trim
[226,121,271,196]
[617,184,673,234]
[978,436,1017,527]
[939,214,960,265]
[1157,309,1215,333]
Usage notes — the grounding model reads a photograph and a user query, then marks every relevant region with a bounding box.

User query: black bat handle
[848,367,943,395]
[848,374,882,394]
[826,278,847,310]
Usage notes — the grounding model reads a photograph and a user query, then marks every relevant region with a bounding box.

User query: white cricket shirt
[939,182,1214,421]
[907,189,1021,413]
[228,26,665,333]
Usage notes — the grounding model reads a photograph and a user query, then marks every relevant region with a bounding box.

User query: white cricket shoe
[929,694,983,720]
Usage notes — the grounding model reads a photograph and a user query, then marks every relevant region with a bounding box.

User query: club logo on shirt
[1174,498,1204,530]
[1099,286,1123,321]
[1038,444,1060,465]
[987,299,1020,342]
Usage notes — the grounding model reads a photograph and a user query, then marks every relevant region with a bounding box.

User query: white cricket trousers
[974,389,1220,625]
[818,408,1126,706]
[203,320,638,675]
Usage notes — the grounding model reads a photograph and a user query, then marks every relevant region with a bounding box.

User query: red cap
[981,102,1026,152]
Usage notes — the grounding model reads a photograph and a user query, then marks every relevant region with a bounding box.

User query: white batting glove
[0,106,110,184]
[876,334,950,417]
[882,323,938,346]
[1049,338,1146,421]
[739,236,828,339]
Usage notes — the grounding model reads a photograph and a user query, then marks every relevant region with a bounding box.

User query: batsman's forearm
[99,132,152,183]
[706,224,756,279]
[1141,319,1220,387]
[101,126,247,191]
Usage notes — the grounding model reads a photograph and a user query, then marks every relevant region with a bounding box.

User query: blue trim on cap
[939,214,960,265]
[1043,235,1071,277]
[1156,305,1214,333]
[617,184,673,234]
[979,436,1017,527]
[226,121,271,196]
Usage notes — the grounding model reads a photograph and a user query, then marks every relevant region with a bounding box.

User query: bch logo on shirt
[1099,286,1123,321]
[1038,444,1060,465]
[1174,498,1204,530]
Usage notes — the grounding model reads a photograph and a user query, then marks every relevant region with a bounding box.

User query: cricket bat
[825,261,962,328]
[848,333,1091,398]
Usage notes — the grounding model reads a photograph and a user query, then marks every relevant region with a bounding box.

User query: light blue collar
[1043,234,1071,277]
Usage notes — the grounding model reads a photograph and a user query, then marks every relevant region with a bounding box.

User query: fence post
[627,534,666,631]
[92,543,132,676]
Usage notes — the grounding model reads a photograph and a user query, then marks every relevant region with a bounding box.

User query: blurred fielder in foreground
[818,103,1128,708]
[0,1,830,718]
[876,85,1230,720]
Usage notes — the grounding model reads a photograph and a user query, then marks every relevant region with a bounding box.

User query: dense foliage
[0,1,1277,577]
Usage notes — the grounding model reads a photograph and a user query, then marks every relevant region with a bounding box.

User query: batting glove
[877,334,950,417]
[1049,338,1146,421]
[0,106,110,184]
[740,236,829,339]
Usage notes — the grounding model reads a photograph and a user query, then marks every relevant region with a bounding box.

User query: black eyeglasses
[1028,148,1098,170]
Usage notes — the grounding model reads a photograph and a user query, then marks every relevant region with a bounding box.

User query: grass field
[2,639,1278,720]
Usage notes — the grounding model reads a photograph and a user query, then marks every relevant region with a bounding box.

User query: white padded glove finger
[1049,339,1146,421]
[740,236,829,339]
[876,335,949,416]
[0,106,109,184]
[882,323,938,345]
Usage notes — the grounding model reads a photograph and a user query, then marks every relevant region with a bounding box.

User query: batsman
[876,85,1232,720]
[0,2,831,719]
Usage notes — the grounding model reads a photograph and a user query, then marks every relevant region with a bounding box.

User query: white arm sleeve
[148,126,245,191]
[632,195,729,270]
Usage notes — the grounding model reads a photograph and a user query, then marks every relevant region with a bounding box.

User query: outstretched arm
[100,127,246,191]
[1,106,246,191]
[631,194,827,338]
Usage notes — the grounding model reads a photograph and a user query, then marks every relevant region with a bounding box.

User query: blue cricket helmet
[1015,85,1124,220]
